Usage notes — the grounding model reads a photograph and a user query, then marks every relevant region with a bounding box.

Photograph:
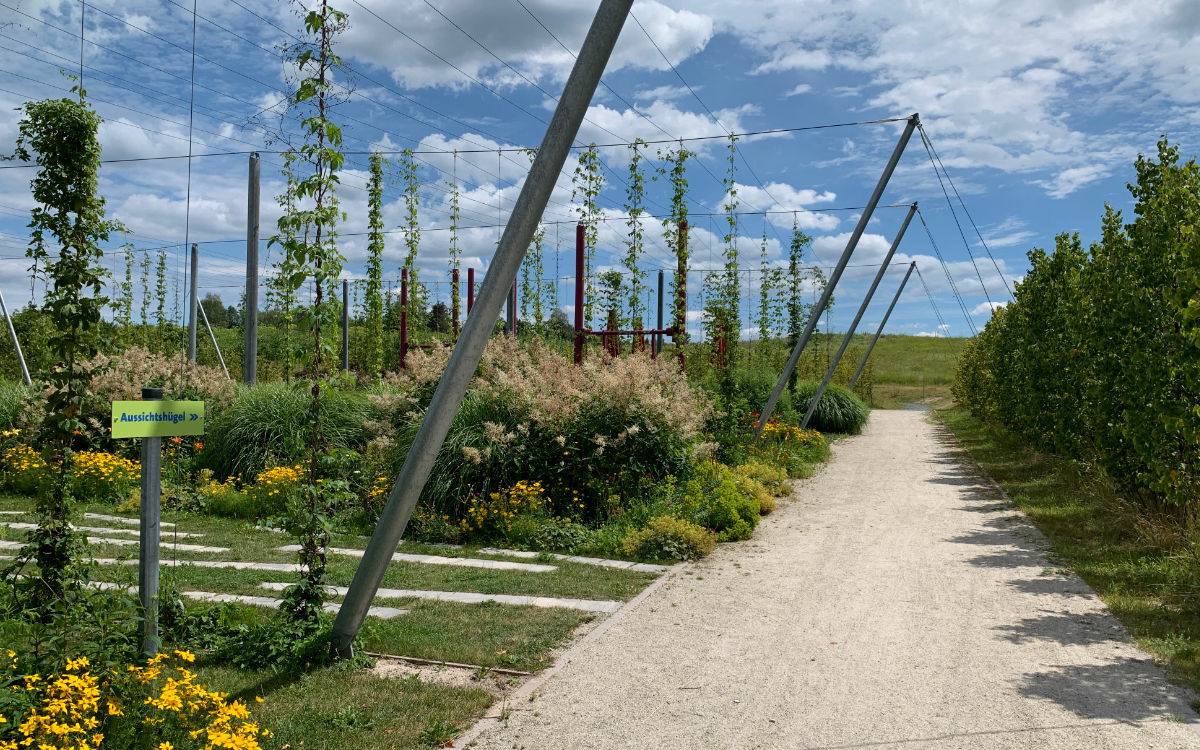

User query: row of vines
[954,140,1200,507]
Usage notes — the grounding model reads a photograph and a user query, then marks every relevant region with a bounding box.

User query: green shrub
[620,516,715,561]
[792,381,869,434]
[681,466,760,541]
[528,518,595,554]
[735,460,792,497]
[200,383,370,480]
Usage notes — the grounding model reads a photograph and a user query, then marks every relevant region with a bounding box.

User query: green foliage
[0,382,32,431]
[527,517,596,554]
[792,380,869,434]
[620,515,715,561]
[954,140,1200,508]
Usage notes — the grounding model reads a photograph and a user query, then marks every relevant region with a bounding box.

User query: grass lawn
[1,492,671,746]
[939,407,1200,699]
[195,662,494,750]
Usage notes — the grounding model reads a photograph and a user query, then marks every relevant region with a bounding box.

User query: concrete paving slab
[273,544,556,572]
[257,581,622,613]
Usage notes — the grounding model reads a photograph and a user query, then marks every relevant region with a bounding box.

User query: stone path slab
[274,544,557,572]
[85,513,175,528]
[85,537,228,553]
[258,581,622,613]
[0,521,202,538]
[477,547,670,573]
[88,581,404,618]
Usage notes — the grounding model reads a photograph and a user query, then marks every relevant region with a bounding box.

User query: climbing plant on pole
[757,223,773,357]
[13,84,121,606]
[448,152,461,326]
[397,149,424,330]
[624,138,647,330]
[117,243,134,334]
[363,152,385,377]
[572,145,603,327]
[658,144,691,348]
[786,216,816,390]
[154,247,168,328]
[271,0,352,623]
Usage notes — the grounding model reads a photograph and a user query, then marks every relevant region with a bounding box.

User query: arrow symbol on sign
[190,413,199,421]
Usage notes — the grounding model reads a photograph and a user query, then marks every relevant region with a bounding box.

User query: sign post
[112,392,205,655]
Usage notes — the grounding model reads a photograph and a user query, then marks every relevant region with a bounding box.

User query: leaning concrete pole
[0,290,31,386]
[848,262,917,391]
[331,0,634,659]
[753,114,918,438]
[245,152,260,385]
[800,202,916,429]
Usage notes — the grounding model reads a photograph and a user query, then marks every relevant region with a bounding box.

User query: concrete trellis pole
[799,203,917,429]
[330,0,634,658]
[139,387,163,656]
[655,269,664,355]
[245,152,260,385]
[753,114,919,438]
[187,243,198,363]
[341,279,349,372]
[849,262,917,391]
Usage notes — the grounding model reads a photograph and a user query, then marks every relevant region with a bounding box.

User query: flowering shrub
[71,450,140,504]
[241,465,303,518]
[751,423,828,477]
[0,444,48,495]
[0,650,270,750]
[460,480,555,539]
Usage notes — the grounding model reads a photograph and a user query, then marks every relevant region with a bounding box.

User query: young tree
[271,0,352,623]
[13,85,122,604]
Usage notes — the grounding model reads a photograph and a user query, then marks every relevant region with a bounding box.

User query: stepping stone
[1,538,229,554]
[88,582,403,618]
[477,547,671,574]
[84,536,229,553]
[85,513,175,528]
[274,545,556,573]
[0,511,23,515]
[0,521,202,538]
[258,581,623,613]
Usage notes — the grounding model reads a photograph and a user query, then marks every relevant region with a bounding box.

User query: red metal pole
[467,267,475,315]
[573,224,585,364]
[511,279,518,337]
[452,268,460,340]
[676,220,688,374]
[400,267,409,369]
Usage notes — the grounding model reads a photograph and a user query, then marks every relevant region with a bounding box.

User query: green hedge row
[954,141,1200,507]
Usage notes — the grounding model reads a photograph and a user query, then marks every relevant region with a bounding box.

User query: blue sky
[1,0,1198,339]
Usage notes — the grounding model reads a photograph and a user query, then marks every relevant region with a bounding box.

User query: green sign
[111,400,205,439]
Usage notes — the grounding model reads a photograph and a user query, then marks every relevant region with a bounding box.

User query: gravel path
[468,410,1200,749]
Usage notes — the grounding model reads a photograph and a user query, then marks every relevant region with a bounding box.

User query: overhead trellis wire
[914,264,950,336]
[916,206,978,335]
[917,125,1003,308]
[917,122,1015,300]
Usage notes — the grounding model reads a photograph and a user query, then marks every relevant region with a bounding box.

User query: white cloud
[340,0,713,90]
[971,300,1007,317]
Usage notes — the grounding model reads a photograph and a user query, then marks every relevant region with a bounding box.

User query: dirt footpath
[467,410,1200,749]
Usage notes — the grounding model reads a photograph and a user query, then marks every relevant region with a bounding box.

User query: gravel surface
[468,410,1200,749]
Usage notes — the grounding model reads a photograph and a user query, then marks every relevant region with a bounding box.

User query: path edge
[453,561,685,747]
